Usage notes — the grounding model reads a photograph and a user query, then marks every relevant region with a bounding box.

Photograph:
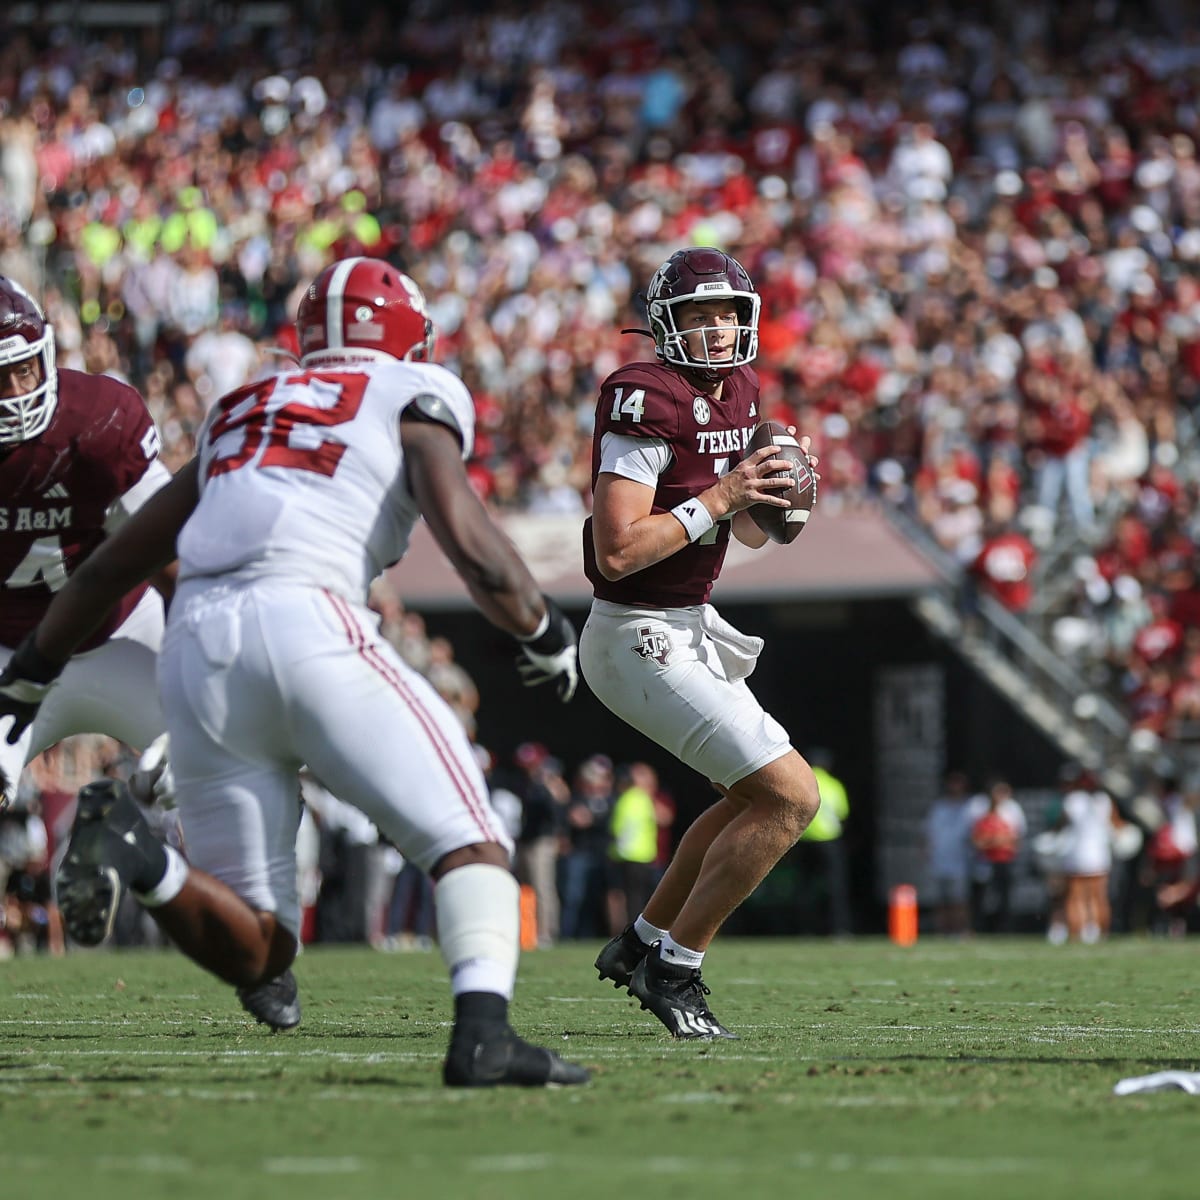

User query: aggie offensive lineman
[584,247,821,1039]
[0,276,170,809]
[0,277,293,1030]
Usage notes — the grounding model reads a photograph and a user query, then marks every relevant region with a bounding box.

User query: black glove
[0,634,65,746]
[516,597,578,702]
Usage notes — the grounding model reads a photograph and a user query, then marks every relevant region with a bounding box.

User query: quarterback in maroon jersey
[0,276,171,812]
[582,247,822,1039]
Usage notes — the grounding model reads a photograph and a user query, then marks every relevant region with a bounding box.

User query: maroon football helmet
[645,247,760,381]
[297,257,435,368]
[0,277,57,445]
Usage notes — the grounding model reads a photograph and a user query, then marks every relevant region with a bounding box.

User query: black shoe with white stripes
[629,945,737,1040]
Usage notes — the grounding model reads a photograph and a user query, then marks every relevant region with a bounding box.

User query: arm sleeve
[104,459,173,534]
[598,431,671,486]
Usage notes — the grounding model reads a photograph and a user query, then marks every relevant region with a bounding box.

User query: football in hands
[745,420,817,545]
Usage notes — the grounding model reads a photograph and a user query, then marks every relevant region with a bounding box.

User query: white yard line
[0,1145,1156,1180]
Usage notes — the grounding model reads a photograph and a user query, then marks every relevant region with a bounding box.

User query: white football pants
[0,588,166,807]
[160,579,508,937]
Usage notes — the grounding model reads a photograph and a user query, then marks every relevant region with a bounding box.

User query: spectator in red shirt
[1166,562,1200,630]
[968,519,1038,615]
[1095,513,1152,581]
[967,778,1025,934]
[1025,374,1095,536]
[1131,594,1184,667]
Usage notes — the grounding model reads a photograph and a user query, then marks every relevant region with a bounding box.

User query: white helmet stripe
[6,277,43,315]
[323,256,368,350]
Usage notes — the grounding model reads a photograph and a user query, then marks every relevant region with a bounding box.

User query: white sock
[660,933,703,968]
[133,846,189,907]
[1081,922,1100,945]
[633,914,668,945]
[435,863,519,1000]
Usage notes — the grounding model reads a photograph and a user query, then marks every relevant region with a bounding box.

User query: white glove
[516,598,579,703]
[129,733,176,809]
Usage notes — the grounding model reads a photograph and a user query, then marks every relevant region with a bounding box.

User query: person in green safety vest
[798,748,851,936]
[606,762,661,935]
[159,187,217,256]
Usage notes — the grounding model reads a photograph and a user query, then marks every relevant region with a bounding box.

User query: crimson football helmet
[0,277,57,445]
[645,247,760,381]
[296,257,435,368]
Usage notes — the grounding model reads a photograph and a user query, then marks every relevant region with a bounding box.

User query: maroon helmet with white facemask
[0,277,57,445]
[644,247,760,382]
[296,257,435,368]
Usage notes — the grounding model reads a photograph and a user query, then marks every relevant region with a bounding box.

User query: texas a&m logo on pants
[632,624,671,666]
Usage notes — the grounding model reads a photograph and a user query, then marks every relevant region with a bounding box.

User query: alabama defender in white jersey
[0,257,587,1087]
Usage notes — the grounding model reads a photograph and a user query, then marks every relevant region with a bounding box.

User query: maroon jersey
[0,368,161,649]
[583,361,760,607]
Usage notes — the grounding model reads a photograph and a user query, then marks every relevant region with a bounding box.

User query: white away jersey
[178,361,475,600]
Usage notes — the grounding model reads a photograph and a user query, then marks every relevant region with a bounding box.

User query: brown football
[745,420,817,545]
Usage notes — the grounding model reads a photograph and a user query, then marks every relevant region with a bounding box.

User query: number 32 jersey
[583,360,759,608]
[180,362,475,601]
[0,368,165,650]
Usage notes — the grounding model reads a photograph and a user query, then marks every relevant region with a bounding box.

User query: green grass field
[2,938,1199,1200]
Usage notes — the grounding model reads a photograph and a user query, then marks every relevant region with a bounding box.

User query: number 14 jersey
[583,360,760,608]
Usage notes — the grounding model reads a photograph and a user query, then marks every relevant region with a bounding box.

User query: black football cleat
[629,947,738,1040]
[57,780,168,947]
[595,924,653,990]
[443,1025,590,1088]
[237,969,302,1031]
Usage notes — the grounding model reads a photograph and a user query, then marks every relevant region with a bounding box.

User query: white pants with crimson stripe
[160,579,508,938]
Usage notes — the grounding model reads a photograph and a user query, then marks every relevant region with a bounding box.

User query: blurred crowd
[924,761,1200,941]
[277,730,675,954]
[3,1,1200,950]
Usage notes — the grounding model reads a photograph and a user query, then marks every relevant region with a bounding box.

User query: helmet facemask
[648,292,760,381]
[0,326,57,446]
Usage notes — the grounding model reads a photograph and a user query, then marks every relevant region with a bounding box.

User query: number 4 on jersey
[610,387,646,423]
[6,536,67,592]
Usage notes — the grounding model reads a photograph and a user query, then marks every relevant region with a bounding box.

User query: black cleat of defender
[444,1025,591,1088]
[238,969,302,1031]
[56,779,167,947]
[595,923,653,990]
[629,947,738,1040]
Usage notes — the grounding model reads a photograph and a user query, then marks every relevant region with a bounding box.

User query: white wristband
[518,609,550,643]
[670,499,715,543]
